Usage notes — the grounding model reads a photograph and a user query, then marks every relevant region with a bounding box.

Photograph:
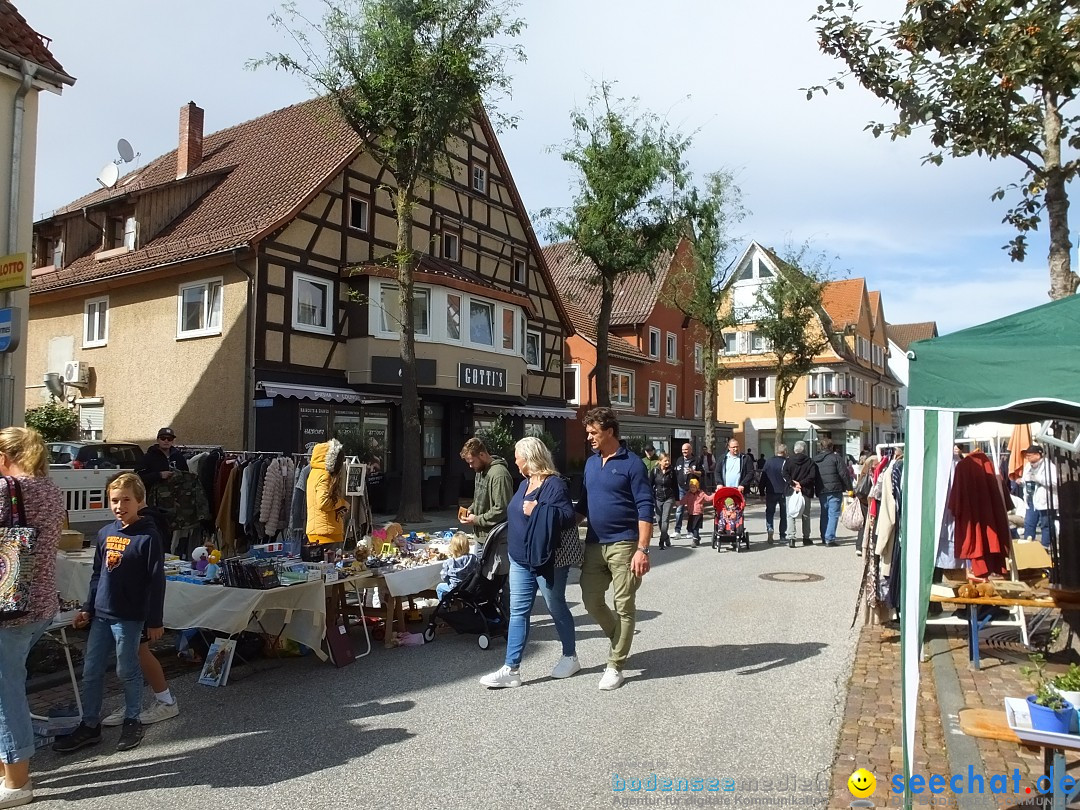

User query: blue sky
[27,0,1061,334]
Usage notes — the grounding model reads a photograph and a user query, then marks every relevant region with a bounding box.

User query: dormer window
[36,234,62,269]
[107,215,137,250]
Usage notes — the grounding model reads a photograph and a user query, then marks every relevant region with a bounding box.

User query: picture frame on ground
[198,637,237,687]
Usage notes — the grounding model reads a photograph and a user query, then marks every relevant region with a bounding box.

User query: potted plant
[1022,654,1076,733]
[1053,663,1080,731]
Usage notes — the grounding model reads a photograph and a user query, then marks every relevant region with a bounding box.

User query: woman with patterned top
[0,427,64,809]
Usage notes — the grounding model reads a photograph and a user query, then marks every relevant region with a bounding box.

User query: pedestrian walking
[576,407,653,691]
[761,444,789,545]
[720,438,755,494]
[785,440,817,546]
[650,453,679,549]
[812,438,852,546]
[672,443,702,539]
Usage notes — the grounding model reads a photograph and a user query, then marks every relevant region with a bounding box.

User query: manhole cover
[758,572,824,583]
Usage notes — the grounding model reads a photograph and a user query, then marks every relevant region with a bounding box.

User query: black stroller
[422,522,509,649]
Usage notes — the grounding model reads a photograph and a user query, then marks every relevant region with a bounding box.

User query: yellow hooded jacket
[306,440,347,545]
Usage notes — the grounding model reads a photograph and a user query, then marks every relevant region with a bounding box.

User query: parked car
[48,441,145,470]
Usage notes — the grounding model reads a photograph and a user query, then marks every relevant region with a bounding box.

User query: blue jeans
[0,619,49,763]
[1025,505,1056,549]
[673,487,689,533]
[819,492,842,543]
[765,492,787,539]
[505,559,575,668]
[436,582,452,601]
[81,617,144,726]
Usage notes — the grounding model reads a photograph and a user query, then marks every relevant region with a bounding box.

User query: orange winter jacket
[305,440,347,545]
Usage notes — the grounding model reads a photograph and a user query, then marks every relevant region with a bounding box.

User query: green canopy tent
[900,294,1080,806]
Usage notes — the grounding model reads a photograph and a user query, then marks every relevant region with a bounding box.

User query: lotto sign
[0,308,18,354]
[0,253,29,291]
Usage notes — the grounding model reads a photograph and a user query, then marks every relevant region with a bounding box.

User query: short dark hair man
[459,437,513,543]
[576,407,653,690]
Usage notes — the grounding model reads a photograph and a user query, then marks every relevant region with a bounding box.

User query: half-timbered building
[27,98,573,510]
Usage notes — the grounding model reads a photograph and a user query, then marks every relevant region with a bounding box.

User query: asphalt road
[30,500,863,810]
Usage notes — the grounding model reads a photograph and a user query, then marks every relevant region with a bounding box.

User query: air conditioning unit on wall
[63,360,90,389]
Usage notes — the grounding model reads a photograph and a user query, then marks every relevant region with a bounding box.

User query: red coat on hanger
[948,450,1011,578]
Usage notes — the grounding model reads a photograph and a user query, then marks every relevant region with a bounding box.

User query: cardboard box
[1013,541,1053,571]
[58,530,83,551]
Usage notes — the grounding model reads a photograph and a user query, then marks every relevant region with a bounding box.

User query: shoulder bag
[0,477,38,620]
[553,521,584,569]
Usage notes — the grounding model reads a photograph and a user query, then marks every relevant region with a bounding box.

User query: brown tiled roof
[0,2,73,79]
[820,278,867,328]
[887,321,939,351]
[541,241,672,326]
[867,291,881,326]
[33,97,359,293]
[563,300,651,364]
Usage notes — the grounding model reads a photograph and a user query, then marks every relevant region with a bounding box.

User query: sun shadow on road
[630,641,827,680]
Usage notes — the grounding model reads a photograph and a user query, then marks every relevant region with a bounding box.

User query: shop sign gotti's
[458,362,506,392]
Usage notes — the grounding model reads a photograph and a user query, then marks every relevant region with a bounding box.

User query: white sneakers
[598,667,625,690]
[102,699,179,727]
[0,778,33,809]
[551,655,581,679]
[479,665,521,688]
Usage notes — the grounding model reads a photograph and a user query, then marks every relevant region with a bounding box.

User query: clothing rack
[875,442,904,457]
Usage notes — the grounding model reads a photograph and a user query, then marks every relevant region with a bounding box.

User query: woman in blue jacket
[480,437,577,689]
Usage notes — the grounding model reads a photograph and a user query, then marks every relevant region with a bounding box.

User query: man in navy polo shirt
[576,407,654,691]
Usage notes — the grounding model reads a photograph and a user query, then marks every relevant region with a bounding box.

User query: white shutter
[737,331,748,354]
[80,404,105,440]
[734,376,746,402]
[766,375,776,401]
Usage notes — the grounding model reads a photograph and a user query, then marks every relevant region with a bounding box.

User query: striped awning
[260,382,365,404]
[475,403,578,420]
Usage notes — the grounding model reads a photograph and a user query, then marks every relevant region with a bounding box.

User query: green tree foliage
[747,246,833,443]
[671,170,747,453]
[544,83,691,406]
[25,398,79,442]
[809,0,1080,300]
[253,0,524,521]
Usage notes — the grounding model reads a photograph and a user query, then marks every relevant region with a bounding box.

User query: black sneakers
[117,718,144,752]
[53,722,101,753]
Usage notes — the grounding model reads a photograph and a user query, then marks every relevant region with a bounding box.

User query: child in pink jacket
[677,478,708,546]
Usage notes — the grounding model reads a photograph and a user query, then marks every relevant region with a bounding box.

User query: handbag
[855,471,872,498]
[553,521,583,569]
[840,495,865,532]
[786,490,806,520]
[0,477,37,620]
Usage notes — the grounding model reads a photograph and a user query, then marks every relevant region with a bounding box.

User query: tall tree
[669,170,747,454]
[746,246,831,445]
[253,0,524,522]
[544,83,690,406]
[809,0,1080,301]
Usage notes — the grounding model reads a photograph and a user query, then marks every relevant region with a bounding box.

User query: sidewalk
[828,620,1059,809]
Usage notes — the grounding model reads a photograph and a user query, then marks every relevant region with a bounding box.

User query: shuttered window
[80,404,104,440]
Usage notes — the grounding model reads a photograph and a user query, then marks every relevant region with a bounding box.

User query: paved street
[27,502,863,810]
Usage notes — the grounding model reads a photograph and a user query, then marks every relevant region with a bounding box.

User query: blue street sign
[0,307,18,353]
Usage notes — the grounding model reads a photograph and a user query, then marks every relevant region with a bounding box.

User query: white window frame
[348,196,370,232]
[751,331,771,354]
[501,307,517,352]
[649,327,661,359]
[374,282,431,340]
[724,333,737,355]
[565,364,580,406]
[665,384,677,416]
[648,381,660,415]
[526,329,542,371]
[292,272,334,335]
[443,231,460,262]
[611,368,634,408]
[514,258,526,285]
[83,296,109,348]
[445,292,462,342]
[747,376,768,402]
[176,277,223,339]
[123,216,137,250]
[471,165,487,193]
[694,342,703,372]
[469,298,495,346]
[694,390,703,419]
[666,332,677,364]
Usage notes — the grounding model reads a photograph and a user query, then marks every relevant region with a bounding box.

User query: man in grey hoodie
[459,437,513,543]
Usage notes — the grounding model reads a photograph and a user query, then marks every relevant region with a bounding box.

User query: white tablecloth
[54,553,373,660]
[381,561,443,597]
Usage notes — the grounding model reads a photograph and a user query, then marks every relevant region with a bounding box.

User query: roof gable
[0,2,73,83]
[820,278,868,329]
[887,321,939,351]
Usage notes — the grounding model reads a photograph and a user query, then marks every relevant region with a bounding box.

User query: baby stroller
[422,522,509,649]
[710,486,749,553]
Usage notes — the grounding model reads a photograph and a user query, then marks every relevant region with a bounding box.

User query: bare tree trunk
[775,385,788,448]
[395,188,423,522]
[1043,89,1079,300]
[594,272,615,407]
[703,331,720,453]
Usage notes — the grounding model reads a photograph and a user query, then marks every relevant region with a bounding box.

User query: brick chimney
[177,101,204,179]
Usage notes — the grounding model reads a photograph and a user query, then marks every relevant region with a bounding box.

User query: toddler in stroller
[423,522,509,649]
[710,486,749,552]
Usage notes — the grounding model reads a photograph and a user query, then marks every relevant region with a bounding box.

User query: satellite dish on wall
[117,138,136,163]
[97,162,119,189]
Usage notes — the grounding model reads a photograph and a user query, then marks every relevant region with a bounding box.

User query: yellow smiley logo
[848,768,876,798]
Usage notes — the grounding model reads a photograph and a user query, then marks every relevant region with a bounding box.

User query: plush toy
[208,549,221,564]
[192,546,209,573]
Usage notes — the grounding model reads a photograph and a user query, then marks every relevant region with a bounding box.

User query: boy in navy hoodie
[53,473,165,754]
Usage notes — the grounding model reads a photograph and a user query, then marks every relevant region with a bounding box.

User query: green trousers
[579,540,641,671]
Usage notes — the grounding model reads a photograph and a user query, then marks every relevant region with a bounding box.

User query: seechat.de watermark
[845,766,1072,807]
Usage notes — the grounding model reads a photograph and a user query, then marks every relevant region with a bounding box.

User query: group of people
[457,407,652,691]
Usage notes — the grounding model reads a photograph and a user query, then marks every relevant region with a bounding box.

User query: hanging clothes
[949,450,1011,579]
[936,457,960,569]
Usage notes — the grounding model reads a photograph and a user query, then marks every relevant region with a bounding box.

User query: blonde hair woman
[479,436,577,689]
[0,427,64,806]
